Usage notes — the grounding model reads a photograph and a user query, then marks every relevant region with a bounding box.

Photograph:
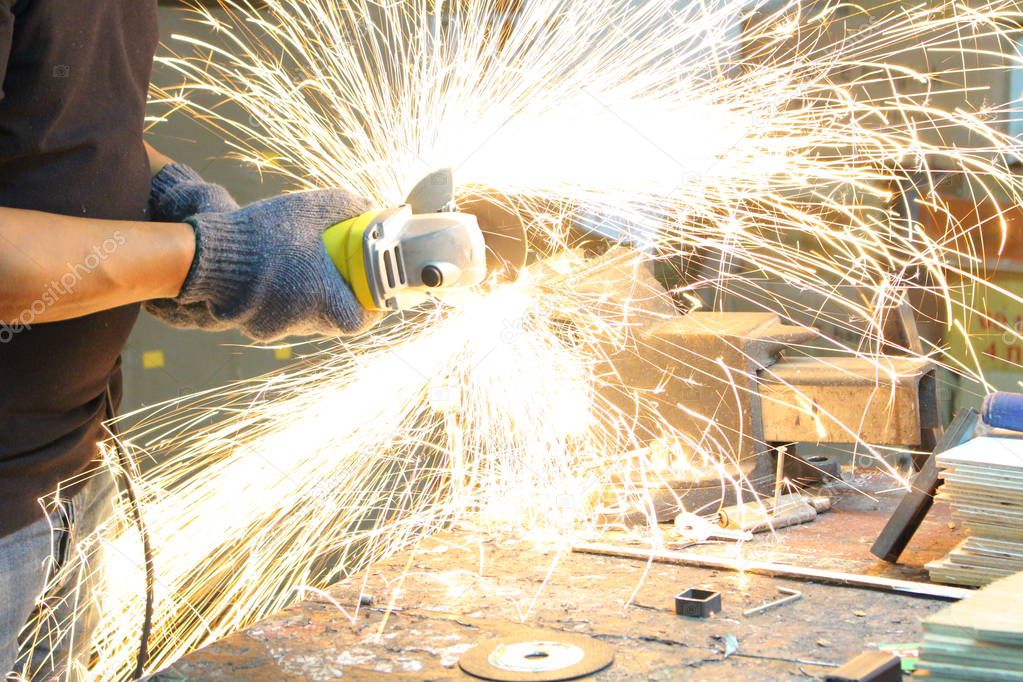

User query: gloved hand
[146,163,241,330]
[150,163,240,221]
[173,189,381,341]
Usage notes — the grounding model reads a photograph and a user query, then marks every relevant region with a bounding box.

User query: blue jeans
[0,470,116,681]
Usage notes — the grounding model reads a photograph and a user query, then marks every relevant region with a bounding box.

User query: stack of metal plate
[927,436,1023,587]
[918,570,1023,681]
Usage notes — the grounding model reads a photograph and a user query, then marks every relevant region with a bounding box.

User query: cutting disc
[458,632,614,681]
[456,194,528,281]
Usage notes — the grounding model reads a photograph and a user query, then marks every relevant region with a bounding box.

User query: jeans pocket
[46,495,78,580]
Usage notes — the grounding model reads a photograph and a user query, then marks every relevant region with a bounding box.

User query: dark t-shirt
[0,0,159,536]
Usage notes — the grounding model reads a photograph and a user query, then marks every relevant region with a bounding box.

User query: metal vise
[575,252,940,521]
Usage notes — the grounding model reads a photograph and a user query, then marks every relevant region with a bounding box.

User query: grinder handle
[323,209,384,311]
[982,392,1023,433]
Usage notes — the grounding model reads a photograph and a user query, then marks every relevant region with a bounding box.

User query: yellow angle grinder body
[323,168,527,312]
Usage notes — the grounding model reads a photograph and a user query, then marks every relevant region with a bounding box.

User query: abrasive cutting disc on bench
[458,632,614,681]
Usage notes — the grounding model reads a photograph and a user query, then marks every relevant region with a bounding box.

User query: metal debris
[743,587,803,616]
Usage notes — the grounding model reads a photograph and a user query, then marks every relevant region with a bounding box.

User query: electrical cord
[104,387,155,679]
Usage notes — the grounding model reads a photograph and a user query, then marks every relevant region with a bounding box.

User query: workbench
[151,471,965,680]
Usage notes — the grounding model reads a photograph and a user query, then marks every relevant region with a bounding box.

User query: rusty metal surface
[760,356,936,445]
[157,471,967,681]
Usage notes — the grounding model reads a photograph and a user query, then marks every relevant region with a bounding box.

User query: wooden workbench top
[151,472,965,681]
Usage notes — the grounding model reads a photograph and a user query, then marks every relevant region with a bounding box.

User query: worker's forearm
[144,141,174,177]
[0,207,195,324]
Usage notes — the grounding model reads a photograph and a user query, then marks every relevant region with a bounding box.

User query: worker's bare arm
[0,207,195,324]
[144,141,174,176]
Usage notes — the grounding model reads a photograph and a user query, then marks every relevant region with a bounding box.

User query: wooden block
[825,651,902,682]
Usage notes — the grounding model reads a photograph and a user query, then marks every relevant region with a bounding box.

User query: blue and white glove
[146,164,240,330]
[174,189,380,341]
[150,163,240,221]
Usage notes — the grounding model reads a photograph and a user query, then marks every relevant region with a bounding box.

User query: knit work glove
[146,164,241,330]
[150,163,240,221]
[174,189,380,341]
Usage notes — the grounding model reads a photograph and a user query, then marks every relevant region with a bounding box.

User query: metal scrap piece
[743,587,803,616]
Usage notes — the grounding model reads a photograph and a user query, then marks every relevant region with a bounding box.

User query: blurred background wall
[122,3,296,416]
[127,1,1023,422]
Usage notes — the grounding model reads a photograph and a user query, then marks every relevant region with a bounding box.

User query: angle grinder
[323,168,527,312]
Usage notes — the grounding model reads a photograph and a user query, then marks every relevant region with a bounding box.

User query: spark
[19,1,1023,679]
